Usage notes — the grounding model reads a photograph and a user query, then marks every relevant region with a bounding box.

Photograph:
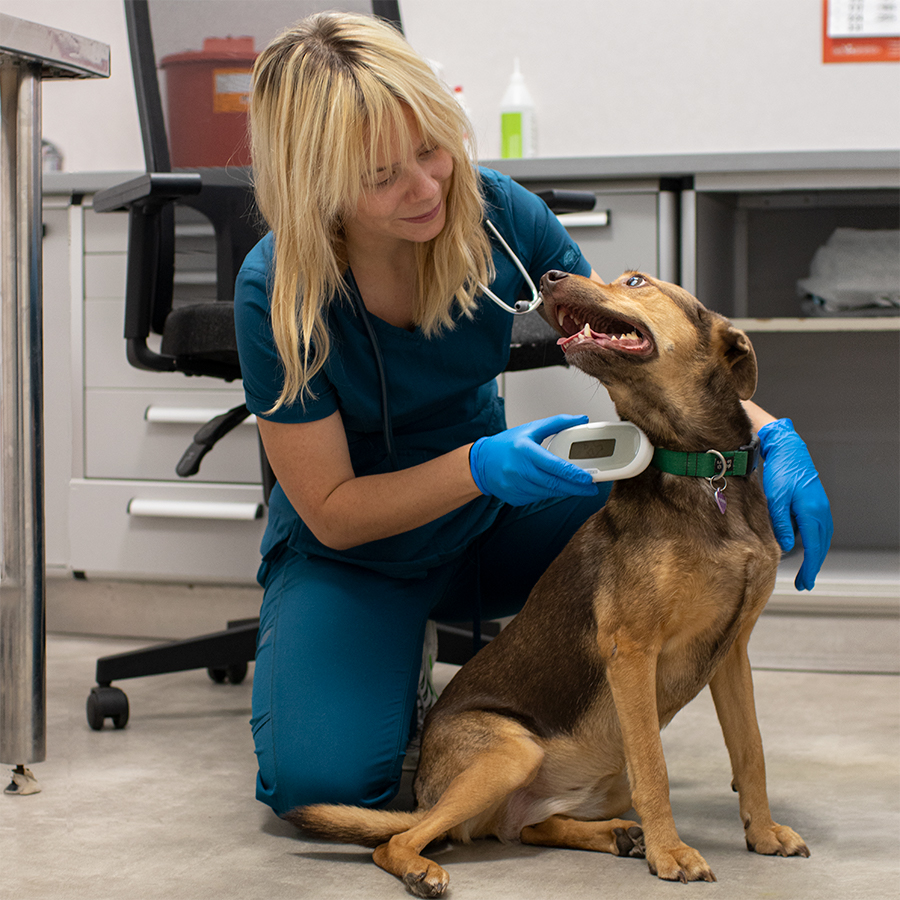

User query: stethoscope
[351,218,542,471]
[479,219,542,315]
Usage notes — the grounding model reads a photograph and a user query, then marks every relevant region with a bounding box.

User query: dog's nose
[540,270,569,294]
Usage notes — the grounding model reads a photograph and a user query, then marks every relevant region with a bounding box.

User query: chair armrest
[93,174,203,373]
[92,172,202,212]
[535,189,596,214]
[176,404,251,477]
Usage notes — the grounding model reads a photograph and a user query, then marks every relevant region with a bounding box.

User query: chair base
[86,619,495,730]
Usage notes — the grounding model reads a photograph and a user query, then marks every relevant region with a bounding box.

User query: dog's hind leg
[521,815,646,858]
[373,720,545,898]
[709,632,810,859]
[605,636,717,882]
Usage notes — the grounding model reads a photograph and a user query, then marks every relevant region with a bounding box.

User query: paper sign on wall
[824,0,900,62]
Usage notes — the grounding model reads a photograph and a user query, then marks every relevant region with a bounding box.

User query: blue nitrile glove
[758,418,833,592]
[469,414,600,507]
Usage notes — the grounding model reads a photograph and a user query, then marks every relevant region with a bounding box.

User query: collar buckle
[735,435,761,475]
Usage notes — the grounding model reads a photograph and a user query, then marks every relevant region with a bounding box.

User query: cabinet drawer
[557,191,660,278]
[84,207,129,253]
[84,251,127,300]
[515,182,662,278]
[84,389,259,483]
[69,479,266,583]
[502,364,618,429]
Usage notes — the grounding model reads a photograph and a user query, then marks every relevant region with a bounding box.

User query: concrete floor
[2,611,898,900]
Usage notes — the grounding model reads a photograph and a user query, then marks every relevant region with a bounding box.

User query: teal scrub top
[233,166,590,578]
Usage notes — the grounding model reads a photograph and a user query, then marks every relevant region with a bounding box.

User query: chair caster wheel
[207,662,248,685]
[87,686,130,731]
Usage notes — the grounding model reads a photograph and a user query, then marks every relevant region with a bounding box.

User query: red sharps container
[159,36,257,167]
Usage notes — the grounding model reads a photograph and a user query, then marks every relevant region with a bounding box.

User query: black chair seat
[508,311,566,371]
[159,302,242,379]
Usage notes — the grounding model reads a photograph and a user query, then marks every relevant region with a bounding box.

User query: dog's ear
[714,320,757,400]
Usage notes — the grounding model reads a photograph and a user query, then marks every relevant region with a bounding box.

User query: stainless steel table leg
[0,14,108,791]
[0,60,46,771]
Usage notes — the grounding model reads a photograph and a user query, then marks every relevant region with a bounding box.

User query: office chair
[86,0,594,730]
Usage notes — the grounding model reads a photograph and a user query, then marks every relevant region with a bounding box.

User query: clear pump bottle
[500,58,535,158]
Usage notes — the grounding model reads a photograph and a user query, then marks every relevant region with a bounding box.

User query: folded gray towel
[798,227,900,316]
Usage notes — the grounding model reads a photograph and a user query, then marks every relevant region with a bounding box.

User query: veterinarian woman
[234,12,833,818]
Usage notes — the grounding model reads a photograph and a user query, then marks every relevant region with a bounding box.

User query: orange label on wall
[213,68,253,112]
[823,0,900,62]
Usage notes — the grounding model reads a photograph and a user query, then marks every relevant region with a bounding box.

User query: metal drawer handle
[144,406,257,426]
[127,498,263,521]
[557,211,610,229]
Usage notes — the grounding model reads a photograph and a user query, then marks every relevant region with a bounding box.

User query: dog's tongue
[558,324,644,353]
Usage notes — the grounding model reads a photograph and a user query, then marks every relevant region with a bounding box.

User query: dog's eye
[624,275,646,288]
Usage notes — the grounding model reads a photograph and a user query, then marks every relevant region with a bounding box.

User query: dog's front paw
[746,822,810,858]
[647,843,716,883]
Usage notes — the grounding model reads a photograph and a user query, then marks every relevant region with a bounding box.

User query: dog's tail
[286,804,426,848]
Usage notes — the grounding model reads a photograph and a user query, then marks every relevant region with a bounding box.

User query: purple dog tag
[714,488,727,514]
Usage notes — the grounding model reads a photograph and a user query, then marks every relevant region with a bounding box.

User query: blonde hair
[249,12,493,411]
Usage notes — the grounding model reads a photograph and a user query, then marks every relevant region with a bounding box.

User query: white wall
[402,0,900,159]
[2,0,145,172]
[4,0,898,172]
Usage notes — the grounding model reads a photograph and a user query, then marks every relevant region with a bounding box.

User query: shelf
[731,317,900,333]
[767,549,899,617]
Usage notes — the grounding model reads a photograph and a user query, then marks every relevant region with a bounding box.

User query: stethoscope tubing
[479,219,543,315]
[352,218,541,472]
[348,273,402,471]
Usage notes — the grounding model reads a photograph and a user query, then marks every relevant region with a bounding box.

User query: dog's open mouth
[553,304,655,357]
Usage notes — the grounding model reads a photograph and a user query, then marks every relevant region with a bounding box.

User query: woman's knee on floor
[254,718,406,816]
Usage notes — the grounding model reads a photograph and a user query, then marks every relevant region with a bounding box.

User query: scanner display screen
[569,438,616,460]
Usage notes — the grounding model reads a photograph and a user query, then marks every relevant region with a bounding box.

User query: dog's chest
[654,623,739,722]
[582,488,778,719]
[587,479,777,611]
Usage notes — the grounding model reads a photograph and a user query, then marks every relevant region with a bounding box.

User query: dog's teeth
[582,323,592,338]
[557,310,567,329]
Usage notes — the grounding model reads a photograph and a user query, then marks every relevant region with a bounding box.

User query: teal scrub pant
[250,488,610,817]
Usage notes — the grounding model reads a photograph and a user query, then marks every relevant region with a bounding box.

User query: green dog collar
[651,436,761,479]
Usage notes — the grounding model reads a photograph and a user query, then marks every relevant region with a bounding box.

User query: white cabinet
[43,189,266,584]
[68,479,263,582]
[42,153,899,591]
[41,200,77,572]
[46,178,668,583]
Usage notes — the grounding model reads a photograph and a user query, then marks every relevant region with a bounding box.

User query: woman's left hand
[758,418,834,591]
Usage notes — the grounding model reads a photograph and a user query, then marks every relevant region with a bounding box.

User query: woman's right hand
[469,415,600,506]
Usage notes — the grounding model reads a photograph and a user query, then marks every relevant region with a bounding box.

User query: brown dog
[292,271,810,896]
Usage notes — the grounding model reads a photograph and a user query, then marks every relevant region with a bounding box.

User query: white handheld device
[545,421,654,482]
